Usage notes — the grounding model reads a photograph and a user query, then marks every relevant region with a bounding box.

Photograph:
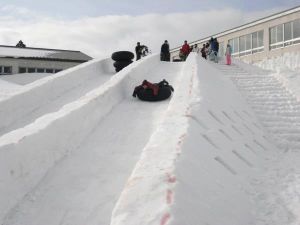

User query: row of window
[19,67,62,74]
[0,66,12,75]
[228,30,264,57]
[270,18,300,49]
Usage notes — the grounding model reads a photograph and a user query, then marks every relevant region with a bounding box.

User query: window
[270,27,277,45]
[37,68,45,73]
[258,30,264,47]
[252,32,258,49]
[219,42,224,57]
[4,67,12,74]
[19,67,26,73]
[293,19,300,43]
[54,69,62,73]
[46,69,54,73]
[284,22,293,46]
[0,66,12,75]
[284,22,293,41]
[270,24,284,49]
[28,68,36,73]
[239,35,246,52]
[246,34,252,50]
[233,37,239,54]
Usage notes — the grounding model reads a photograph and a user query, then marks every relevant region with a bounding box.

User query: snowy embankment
[0,55,185,225]
[110,54,278,225]
[0,58,114,135]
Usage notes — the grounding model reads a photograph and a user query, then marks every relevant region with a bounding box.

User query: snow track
[0,55,184,225]
[2,53,300,225]
[0,58,115,136]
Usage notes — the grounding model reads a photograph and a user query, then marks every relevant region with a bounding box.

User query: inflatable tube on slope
[136,86,173,101]
[133,80,174,102]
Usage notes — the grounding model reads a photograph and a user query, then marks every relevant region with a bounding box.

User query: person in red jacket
[179,40,190,61]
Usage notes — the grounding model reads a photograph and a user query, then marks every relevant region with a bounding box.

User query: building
[171,6,300,63]
[0,45,92,75]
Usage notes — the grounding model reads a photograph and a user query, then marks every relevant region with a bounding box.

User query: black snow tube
[112,51,134,61]
[136,86,173,101]
[133,80,174,102]
[113,60,133,70]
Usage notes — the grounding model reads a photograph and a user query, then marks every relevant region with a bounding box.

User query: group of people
[135,38,233,65]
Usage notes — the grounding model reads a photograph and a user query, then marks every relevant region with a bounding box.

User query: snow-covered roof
[0,45,92,62]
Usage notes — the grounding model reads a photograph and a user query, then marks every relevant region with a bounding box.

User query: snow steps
[214,61,300,152]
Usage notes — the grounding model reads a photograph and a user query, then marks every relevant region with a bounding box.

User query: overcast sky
[0,1,299,58]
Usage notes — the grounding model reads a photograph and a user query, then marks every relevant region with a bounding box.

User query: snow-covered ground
[0,52,300,225]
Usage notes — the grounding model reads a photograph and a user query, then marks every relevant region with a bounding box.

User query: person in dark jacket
[160,40,170,61]
[200,44,207,59]
[16,40,26,48]
[135,42,142,61]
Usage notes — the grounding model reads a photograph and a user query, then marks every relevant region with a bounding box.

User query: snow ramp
[110,54,279,225]
[0,55,184,225]
[0,53,280,225]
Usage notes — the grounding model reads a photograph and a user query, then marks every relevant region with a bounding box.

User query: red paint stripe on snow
[160,213,171,225]
[166,189,173,204]
[167,174,176,183]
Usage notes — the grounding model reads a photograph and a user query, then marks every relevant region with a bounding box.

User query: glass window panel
[234,37,239,53]
[239,35,246,52]
[277,24,283,42]
[293,19,300,39]
[258,30,264,47]
[19,67,26,73]
[270,27,276,44]
[46,69,54,73]
[0,67,2,74]
[252,32,258,49]
[284,22,292,41]
[219,42,224,56]
[55,69,62,73]
[28,68,35,73]
[37,68,45,73]
[246,34,251,50]
[4,67,12,74]
[229,39,234,52]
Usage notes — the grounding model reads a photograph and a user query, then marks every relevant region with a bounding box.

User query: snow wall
[253,51,300,73]
[110,53,278,225]
[0,57,114,133]
[0,55,160,222]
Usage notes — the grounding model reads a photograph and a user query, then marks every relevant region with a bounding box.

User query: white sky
[0,1,299,58]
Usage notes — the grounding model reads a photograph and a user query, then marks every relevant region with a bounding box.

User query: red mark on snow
[166,173,176,183]
[166,189,173,204]
[160,213,171,225]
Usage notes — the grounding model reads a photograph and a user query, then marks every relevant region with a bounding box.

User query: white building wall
[171,7,300,63]
[0,58,81,75]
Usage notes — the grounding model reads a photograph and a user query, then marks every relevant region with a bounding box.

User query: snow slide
[0,57,114,136]
[0,55,184,225]
[110,55,279,225]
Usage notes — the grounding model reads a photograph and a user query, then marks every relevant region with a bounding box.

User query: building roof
[171,5,300,52]
[0,45,93,62]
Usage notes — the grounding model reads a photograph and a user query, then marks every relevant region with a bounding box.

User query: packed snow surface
[0,53,300,225]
